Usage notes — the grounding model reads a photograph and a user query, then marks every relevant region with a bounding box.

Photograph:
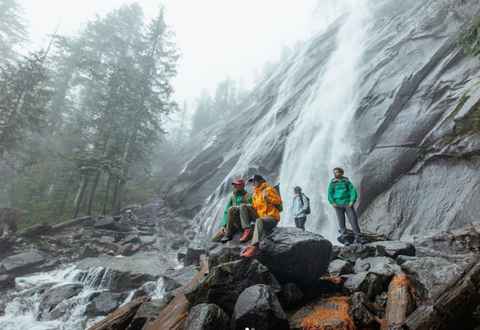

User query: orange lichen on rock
[300,297,356,330]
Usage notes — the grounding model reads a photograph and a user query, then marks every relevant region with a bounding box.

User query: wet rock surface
[185,259,280,316]
[231,284,290,330]
[183,303,230,330]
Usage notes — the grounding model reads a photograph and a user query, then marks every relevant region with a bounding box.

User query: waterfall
[195,0,370,241]
[279,0,370,242]
[0,265,166,330]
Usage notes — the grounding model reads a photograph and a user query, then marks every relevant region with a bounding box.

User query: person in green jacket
[327,167,364,246]
[211,178,253,243]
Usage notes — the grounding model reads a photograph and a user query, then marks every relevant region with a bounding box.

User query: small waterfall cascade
[0,265,166,330]
[195,0,370,241]
[279,0,370,242]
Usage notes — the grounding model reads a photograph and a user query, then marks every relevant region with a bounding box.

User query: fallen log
[87,296,148,330]
[393,253,480,330]
[147,255,209,330]
[51,215,92,231]
[337,229,389,244]
[19,222,52,237]
[381,271,414,330]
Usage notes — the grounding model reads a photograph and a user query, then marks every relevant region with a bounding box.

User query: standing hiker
[293,186,309,230]
[327,167,364,246]
[239,174,283,259]
[211,178,253,243]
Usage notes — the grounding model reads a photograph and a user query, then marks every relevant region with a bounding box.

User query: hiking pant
[238,204,278,245]
[335,204,362,239]
[211,228,223,242]
[294,217,307,230]
[225,206,251,236]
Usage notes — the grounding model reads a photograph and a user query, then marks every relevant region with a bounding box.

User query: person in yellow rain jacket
[239,174,282,259]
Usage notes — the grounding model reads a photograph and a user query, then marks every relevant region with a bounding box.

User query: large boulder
[162,265,199,292]
[87,292,127,317]
[343,272,383,300]
[75,255,173,289]
[0,274,15,291]
[231,284,290,330]
[0,250,58,276]
[185,259,280,316]
[40,283,84,313]
[354,256,401,287]
[366,241,416,259]
[258,227,332,288]
[184,240,206,266]
[328,259,355,277]
[208,241,244,268]
[183,303,230,330]
[400,256,463,300]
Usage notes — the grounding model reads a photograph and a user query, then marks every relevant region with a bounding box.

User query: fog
[19,0,339,104]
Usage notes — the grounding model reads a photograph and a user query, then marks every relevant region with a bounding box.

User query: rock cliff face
[160,0,480,240]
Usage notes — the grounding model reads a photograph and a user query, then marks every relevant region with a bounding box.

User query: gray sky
[20,0,322,106]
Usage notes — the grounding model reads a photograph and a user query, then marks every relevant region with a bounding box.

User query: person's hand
[349,203,354,207]
[333,204,338,208]
[231,205,239,213]
[220,227,226,234]
[248,204,255,209]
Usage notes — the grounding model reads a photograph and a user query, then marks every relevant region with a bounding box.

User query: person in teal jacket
[327,167,364,246]
[211,178,253,243]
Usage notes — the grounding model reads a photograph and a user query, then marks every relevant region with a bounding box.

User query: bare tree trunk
[73,176,89,219]
[111,180,125,215]
[381,271,414,330]
[101,172,112,215]
[57,169,75,222]
[87,296,148,330]
[85,171,101,215]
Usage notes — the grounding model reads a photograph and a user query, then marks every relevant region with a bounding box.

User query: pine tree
[0,0,27,63]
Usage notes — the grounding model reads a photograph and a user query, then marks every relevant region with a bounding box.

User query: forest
[0,0,253,228]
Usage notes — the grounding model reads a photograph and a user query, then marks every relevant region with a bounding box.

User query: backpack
[257,183,283,212]
[231,192,249,205]
[331,177,350,193]
[299,193,311,215]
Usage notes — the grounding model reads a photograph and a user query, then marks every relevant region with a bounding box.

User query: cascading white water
[279,0,370,242]
[0,265,166,330]
[196,0,370,240]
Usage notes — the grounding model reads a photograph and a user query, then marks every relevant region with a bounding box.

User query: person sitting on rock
[211,178,253,243]
[239,174,283,259]
[293,186,309,230]
[327,167,364,246]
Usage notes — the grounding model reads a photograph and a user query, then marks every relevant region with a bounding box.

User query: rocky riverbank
[1,201,480,330]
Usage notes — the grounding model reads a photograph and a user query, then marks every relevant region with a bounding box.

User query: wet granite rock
[183,303,230,330]
[231,284,289,330]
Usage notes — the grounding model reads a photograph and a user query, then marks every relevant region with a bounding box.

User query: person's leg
[211,228,224,242]
[239,205,259,227]
[297,216,307,230]
[294,217,300,228]
[251,217,278,246]
[345,205,363,243]
[225,208,242,236]
[335,206,348,239]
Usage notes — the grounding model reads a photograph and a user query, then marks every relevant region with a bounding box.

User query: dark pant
[335,204,361,239]
[294,217,307,230]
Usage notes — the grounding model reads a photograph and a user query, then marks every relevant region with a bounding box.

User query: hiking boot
[240,245,258,259]
[354,237,365,244]
[342,238,351,246]
[220,234,233,243]
[239,228,253,242]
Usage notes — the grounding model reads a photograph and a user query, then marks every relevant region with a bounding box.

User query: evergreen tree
[0,51,50,206]
[0,0,27,63]
[191,90,214,133]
